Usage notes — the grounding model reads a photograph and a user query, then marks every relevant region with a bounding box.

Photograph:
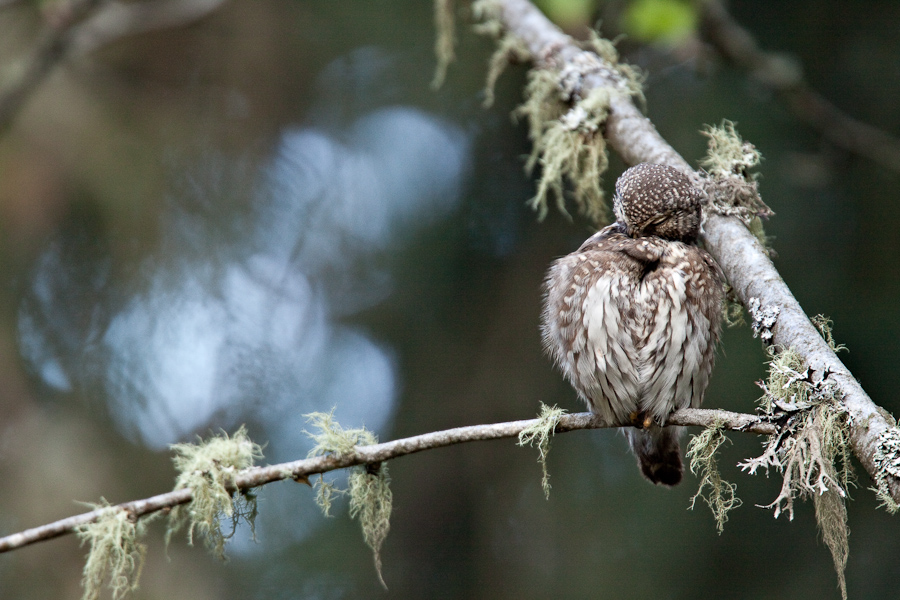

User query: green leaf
[623,0,697,44]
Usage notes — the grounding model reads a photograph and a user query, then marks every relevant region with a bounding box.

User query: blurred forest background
[0,0,898,598]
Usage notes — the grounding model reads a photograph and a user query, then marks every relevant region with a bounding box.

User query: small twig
[70,0,229,56]
[700,0,900,173]
[0,0,106,134]
[0,0,229,135]
[0,407,773,554]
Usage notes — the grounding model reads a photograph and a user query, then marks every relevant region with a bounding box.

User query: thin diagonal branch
[487,0,900,502]
[0,0,106,134]
[0,407,773,554]
[699,0,900,173]
[0,0,228,134]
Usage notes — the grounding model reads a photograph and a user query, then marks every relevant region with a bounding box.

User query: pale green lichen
[871,427,900,514]
[472,4,642,225]
[305,409,378,457]
[812,314,848,354]
[76,501,150,600]
[722,284,745,328]
[686,423,741,534]
[516,72,611,224]
[473,0,531,107]
[482,32,531,108]
[699,121,773,250]
[166,426,263,559]
[304,410,392,589]
[349,464,393,589]
[700,120,762,178]
[518,403,566,499]
[740,335,853,600]
[431,0,456,89]
[580,32,646,109]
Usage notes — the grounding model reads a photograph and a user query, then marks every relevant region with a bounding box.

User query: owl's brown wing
[636,242,725,423]
[541,227,664,425]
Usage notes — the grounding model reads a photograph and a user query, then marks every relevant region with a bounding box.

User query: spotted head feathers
[613,163,701,243]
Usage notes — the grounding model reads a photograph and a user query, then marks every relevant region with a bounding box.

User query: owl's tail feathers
[626,426,684,486]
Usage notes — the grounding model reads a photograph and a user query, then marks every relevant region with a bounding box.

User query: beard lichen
[431,0,456,89]
[304,410,393,589]
[471,0,532,108]
[165,426,263,560]
[871,426,900,514]
[472,1,643,225]
[518,403,567,499]
[740,337,853,600]
[515,70,612,224]
[699,121,774,252]
[722,284,746,328]
[348,464,393,589]
[76,501,151,600]
[686,422,741,534]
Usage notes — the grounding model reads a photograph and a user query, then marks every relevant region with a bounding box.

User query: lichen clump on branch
[76,501,150,600]
[741,318,853,600]
[166,426,263,559]
[305,410,393,589]
[472,0,643,225]
[698,121,774,250]
[686,422,741,534]
[518,403,566,499]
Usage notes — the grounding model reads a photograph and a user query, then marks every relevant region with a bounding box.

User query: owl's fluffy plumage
[541,164,724,486]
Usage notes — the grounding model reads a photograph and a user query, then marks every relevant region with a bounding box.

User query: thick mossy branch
[518,403,566,499]
[305,410,393,588]
[76,501,149,600]
[699,121,773,247]
[686,423,741,534]
[740,330,853,600]
[432,0,456,89]
[166,426,263,559]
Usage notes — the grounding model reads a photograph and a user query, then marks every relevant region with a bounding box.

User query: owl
[541,163,724,486]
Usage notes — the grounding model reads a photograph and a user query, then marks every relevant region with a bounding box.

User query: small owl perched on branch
[541,163,724,486]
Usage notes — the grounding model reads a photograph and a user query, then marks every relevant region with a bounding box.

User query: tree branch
[487,0,900,502]
[0,407,773,554]
[0,0,106,135]
[699,0,900,173]
[0,0,228,134]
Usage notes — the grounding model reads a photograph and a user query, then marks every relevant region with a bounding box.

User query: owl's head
[613,163,701,242]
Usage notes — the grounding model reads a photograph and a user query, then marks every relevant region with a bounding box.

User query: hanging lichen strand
[686,422,741,534]
[740,317,853,600]
[431,0,456,89]
[518,403,567,499]
[75,501,152,600]
[473,0,643,225]
[304,410,393,589]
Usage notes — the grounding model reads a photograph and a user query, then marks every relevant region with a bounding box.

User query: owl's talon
[629,410,649,429]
